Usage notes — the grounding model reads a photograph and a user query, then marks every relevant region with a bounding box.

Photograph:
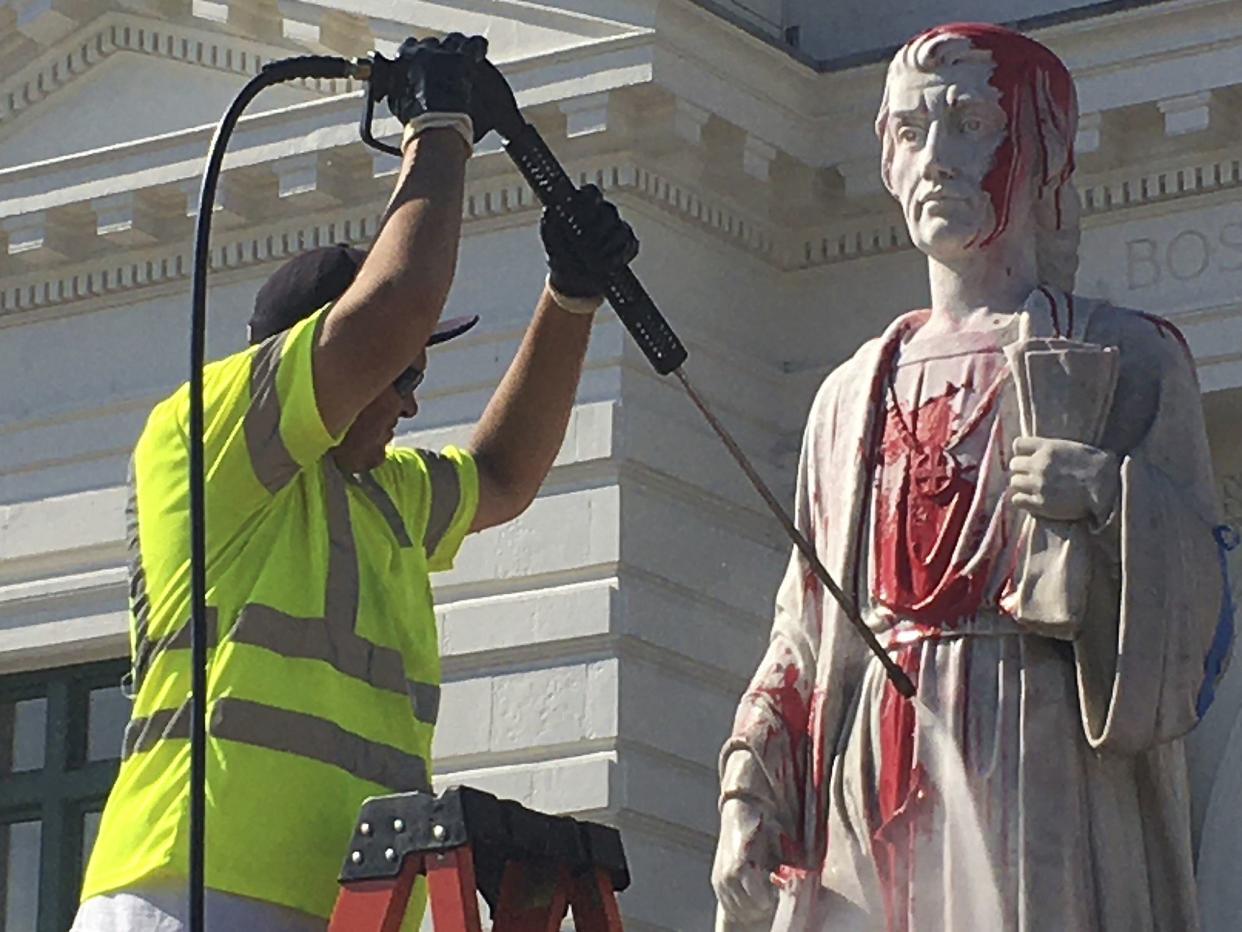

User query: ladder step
[329,786,628,932]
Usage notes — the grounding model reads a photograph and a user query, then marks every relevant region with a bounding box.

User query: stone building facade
[0,1,1239,929]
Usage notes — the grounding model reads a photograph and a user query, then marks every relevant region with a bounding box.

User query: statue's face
[885,58,1018,260]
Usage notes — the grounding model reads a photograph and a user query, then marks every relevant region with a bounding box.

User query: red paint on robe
[873,385,999,626]
[747,664,811,833]
[871,646,932,932]
[867,337,1012,930]
[1139,312,1194,361]
[750,663,809,740]
[772,861,814,891]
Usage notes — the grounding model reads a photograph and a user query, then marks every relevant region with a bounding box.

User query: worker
[72,33,638,931]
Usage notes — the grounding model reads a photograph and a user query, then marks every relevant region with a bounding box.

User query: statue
[711,22,1233,932]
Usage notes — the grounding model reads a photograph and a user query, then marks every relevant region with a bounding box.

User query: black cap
[248,244,479,347]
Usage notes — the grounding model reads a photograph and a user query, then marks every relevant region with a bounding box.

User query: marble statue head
[875,23,1081,292]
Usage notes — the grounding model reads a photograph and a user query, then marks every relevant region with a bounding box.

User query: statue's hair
[874,25,1081,294]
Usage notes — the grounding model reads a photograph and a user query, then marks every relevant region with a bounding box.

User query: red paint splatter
[1139,311,1194,362]
[778,833,802,866]
[872,381,1001,627]
[771,862,813,891]
[745,662,811,844]
[852,314,931,618]
[751,664,809,743]
[802,565,818,599]
[802,562,826,642]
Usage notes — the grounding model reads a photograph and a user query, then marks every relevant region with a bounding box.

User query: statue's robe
[723,286,1230,931]
[1190,601,1242,932]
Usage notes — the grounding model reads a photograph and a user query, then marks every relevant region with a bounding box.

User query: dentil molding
[8,139,1242,320]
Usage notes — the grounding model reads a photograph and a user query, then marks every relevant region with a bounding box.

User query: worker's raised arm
[312,35,492,437]
[469,185,639,530]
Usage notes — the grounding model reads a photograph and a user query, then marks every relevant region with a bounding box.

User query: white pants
[72,882,326,932]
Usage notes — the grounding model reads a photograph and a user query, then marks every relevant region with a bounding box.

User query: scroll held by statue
[1001,339,1119,635]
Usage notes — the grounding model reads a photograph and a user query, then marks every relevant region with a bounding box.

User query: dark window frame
[1,658,129,932]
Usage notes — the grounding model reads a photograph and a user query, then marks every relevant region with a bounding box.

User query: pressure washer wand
[493,121,916,699]
[353,54,913,693]
[672,368,915,698]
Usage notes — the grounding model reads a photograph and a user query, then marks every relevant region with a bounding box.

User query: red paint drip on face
[917,23,1077,246]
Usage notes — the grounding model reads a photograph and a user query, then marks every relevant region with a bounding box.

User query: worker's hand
[541,184,638,312]
[712,797,780,923]
[387,34,489,144]
[1009,436,1119,524]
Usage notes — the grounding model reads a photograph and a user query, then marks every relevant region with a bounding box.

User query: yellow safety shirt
[81,305,478,922]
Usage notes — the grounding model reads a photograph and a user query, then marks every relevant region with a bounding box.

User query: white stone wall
[3,1,1242,929]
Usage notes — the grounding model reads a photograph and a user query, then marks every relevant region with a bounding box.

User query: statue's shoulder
[826,310,924,384]
[1081,299,1194,371]
[814,332,893,402]
[830,334,886,381]
[808,309,924,420]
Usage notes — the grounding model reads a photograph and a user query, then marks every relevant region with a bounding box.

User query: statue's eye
[897,125,925,144]
[962,116,984,133]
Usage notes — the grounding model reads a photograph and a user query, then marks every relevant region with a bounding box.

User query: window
[0,659,129,932]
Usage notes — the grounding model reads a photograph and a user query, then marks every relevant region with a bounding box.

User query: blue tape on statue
[1197,524,1240,719]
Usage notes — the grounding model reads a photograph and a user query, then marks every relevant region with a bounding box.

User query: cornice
[2,0,1242,294]
[0,11,355,129]
[0,34,660,214]
[0,4,658,140]
[4,0,1240,216]
[1037,0,1241,50]
[0,150,784,319]
[6,136,1242,321]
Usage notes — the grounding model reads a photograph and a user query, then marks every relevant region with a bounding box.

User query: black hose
[187,54,354,932]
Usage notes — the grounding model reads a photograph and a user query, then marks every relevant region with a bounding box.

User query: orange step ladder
[328,786,628,931]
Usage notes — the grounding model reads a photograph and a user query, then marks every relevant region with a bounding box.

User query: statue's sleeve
[719,372,853,850]
[1075,319,1230,754]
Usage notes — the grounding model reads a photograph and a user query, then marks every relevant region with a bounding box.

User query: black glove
[471,57,525,142]
[387,34,490,141]
[541,185,639,302]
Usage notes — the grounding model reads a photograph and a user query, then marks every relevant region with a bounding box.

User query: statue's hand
[1009,437,1119,524]
[712,797,780,922]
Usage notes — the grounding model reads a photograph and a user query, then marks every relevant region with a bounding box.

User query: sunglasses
[392,365,425,398]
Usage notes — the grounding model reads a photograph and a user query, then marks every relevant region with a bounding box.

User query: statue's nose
[921,123,958,181]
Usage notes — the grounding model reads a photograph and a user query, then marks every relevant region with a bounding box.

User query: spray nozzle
[355,51,402,156]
